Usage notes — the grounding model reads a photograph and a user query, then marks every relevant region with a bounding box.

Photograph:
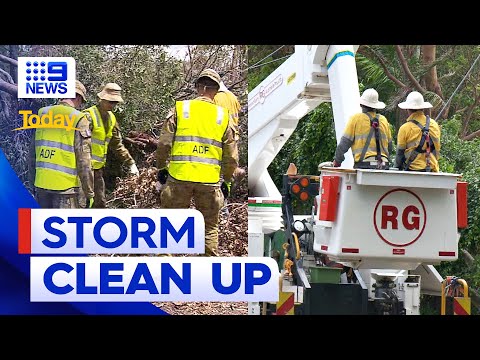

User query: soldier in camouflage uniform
[81,83,139,208]
[31,80,94,209]
[156,69,239,256]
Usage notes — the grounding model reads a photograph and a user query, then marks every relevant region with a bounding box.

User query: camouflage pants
[35,188,79,209]
[160,180,224,256]
[78,168,106,208]
[93,168,106,208]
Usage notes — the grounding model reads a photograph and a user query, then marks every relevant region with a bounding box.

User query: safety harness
[403,115,435,172]
[357,113,387,170]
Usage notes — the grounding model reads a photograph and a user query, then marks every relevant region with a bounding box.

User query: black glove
[157,168,169,185]
[221,181,231,198]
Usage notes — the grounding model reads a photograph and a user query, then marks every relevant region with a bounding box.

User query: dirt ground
[105,165,249,315]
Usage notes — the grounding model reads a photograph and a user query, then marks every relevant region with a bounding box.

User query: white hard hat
[398,91,433,109]
[359,88,385,109]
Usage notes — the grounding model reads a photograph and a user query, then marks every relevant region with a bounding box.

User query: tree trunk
[422,45,443,99]
[0,54,18,67]
[0,79,17,96]
[9,45,18,83]
[395,45,425,93]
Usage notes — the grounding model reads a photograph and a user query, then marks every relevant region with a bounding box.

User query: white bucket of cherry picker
[248,197,283,234]
[313,168,467,270]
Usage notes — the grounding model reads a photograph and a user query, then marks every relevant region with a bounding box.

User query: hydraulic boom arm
[248,45,360,198]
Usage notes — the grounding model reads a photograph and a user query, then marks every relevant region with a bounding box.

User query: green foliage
[247,45,294,90]
[436,116,480,290]
[356,52,396,96]
[33,45,182,135]
[268,104,337,214]
[419,295,441,315]
[269,104,336,181]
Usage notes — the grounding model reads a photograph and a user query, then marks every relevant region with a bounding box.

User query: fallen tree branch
[0,79,17,96]
[0,54,18,67]
[124,137,147,148]
[0,68,14,83]
[395,45,425,93]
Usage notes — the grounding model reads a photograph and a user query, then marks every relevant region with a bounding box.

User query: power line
[249,45,285,68]
[246,46,287,71]
[245,54,292,72]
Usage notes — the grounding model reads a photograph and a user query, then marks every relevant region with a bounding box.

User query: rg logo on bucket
[373,188,427,247]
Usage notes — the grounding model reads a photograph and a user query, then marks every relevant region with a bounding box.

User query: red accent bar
[18,208,31,254]
[275,293,295,315]
[342,248,359,253]
[248,199,257,204]
[456,181,468,228]
[319,175,340,221]
[453,299,469,315]
[321,245,328,251]
[439,251,456,257]
[393,249,405,255]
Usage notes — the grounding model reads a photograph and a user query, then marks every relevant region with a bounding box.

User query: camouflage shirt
[82,106,135,166]
[156,96,239,183]
[75,115,95,198]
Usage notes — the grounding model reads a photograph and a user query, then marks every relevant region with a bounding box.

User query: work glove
[155,181,166,192]
[221,181,231,198]
[129,163,139,176]
[318,161,334,169]
[87,198,94,208]
[318,160,341,170]
[157,168,169,185]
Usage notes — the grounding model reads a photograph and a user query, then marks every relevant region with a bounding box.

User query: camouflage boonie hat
[97,83,124,103]
[75,80,87,101]
[196,69,221,86]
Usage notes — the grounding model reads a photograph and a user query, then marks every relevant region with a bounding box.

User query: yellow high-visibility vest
[169,100,228,183]
[84,105,116,169]
[34,104,83,190]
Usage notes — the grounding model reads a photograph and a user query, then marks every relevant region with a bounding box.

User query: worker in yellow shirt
[214,76,244,181]
[395,91,441,172]
[214,79,241,140]
[332,88,393,170]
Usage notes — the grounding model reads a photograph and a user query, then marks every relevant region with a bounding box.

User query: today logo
[13,110,79,131]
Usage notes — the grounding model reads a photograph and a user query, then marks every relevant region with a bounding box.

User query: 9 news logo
[18,57,76,99]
